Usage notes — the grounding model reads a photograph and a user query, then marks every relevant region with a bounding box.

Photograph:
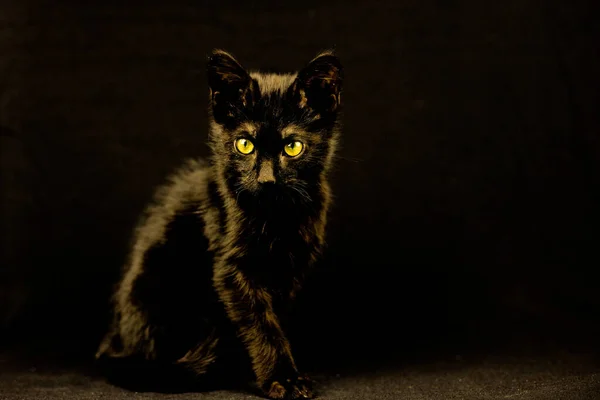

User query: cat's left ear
[207,49,255,124]
[289,50,343,117]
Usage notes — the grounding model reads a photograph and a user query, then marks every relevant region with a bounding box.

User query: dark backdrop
[1,0,599,372]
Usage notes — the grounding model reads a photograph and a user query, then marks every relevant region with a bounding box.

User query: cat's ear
[207,49,255,123]
[290,50,343,117]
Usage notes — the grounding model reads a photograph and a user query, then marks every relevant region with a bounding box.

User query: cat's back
[130,158,213,255]
[100,158,221,360]
[118,158,222,294]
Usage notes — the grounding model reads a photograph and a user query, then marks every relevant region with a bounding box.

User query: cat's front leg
[214,265,316,399]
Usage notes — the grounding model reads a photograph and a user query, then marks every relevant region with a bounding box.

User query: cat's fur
[95,49,343,400]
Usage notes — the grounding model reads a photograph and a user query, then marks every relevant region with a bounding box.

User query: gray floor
[2,355,599,400]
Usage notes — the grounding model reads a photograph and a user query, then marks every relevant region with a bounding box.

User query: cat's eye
[235,138,255,155]
[283,141,304,157]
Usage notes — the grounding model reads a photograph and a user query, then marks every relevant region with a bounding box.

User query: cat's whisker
[336,155,364,163]
[289,184,313,204]
[234,182,248,203]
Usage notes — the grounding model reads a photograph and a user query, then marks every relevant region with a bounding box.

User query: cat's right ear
[289,50,343,118]
[207,49,255,124]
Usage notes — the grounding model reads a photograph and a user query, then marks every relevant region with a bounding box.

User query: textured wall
[1,0,599,366]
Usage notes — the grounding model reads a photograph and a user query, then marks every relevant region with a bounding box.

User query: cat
[95,49,343,400]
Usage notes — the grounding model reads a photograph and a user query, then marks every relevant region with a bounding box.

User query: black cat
[96,49,343,400]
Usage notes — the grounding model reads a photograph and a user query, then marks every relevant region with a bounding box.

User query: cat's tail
[95,328,123,360]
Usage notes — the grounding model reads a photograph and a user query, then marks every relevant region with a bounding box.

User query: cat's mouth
[256,181,283,199]
[259,181,313,205]
[235,179,311,208]
[249,182,290,201]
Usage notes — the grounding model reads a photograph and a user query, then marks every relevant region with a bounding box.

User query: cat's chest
[251,228,311,264]
[238,222,315,272]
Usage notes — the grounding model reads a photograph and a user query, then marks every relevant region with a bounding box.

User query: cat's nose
[257,160,276,184]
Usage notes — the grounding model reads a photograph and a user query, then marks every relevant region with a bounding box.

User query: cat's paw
[262,375,316,399]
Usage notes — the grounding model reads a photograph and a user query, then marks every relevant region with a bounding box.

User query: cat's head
[206,49,343,208]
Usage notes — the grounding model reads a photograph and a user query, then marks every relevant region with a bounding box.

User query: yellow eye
[284,141,304,157]
[235,138,255,155]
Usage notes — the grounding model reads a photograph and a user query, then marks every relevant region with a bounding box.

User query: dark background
[1,0,599,375]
